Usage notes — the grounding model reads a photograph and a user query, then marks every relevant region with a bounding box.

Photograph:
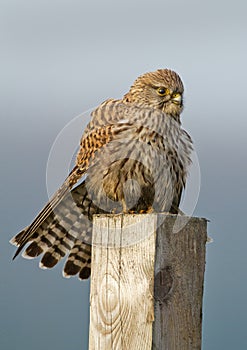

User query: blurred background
[1,0,246,349]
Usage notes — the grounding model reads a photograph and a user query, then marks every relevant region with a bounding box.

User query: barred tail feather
[63,239,92,279]
[10,229,27,247]
[10,181,99,279]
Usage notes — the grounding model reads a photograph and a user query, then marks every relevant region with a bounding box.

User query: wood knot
[154,266,173,303]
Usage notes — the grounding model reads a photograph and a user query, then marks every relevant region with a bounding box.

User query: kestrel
[11,69,193,279]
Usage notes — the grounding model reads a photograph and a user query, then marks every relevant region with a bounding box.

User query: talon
[139,207,153,214]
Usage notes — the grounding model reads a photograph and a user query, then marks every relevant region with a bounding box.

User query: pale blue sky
[1,1,247,349]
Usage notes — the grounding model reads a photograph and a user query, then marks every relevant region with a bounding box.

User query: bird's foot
[139,206,154,214]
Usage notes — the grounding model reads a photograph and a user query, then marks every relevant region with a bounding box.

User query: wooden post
[89,214,207,350]
[152,215,207,350]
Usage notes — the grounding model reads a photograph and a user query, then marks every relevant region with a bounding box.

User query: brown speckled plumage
[11,69,193,279]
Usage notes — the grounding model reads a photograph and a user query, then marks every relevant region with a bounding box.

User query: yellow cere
[171,92,182,105]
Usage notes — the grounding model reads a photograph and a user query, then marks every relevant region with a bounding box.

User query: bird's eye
[157,87,170,96]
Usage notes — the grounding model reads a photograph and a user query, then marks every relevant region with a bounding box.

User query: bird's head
[123,69,184,120]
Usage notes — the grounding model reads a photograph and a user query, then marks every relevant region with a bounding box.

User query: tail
[10,181,102,279]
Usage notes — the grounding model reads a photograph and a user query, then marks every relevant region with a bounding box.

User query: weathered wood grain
[89,214,207,350]
[89,214,157,350]
[152,215,207,350]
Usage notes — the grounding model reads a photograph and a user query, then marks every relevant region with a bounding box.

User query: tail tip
[62,270,72,279]
[9,237,18,247]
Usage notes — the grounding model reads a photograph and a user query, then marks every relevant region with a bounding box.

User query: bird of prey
[10,69,193,280]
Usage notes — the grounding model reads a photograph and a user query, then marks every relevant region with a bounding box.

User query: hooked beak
[171,92,182,106]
